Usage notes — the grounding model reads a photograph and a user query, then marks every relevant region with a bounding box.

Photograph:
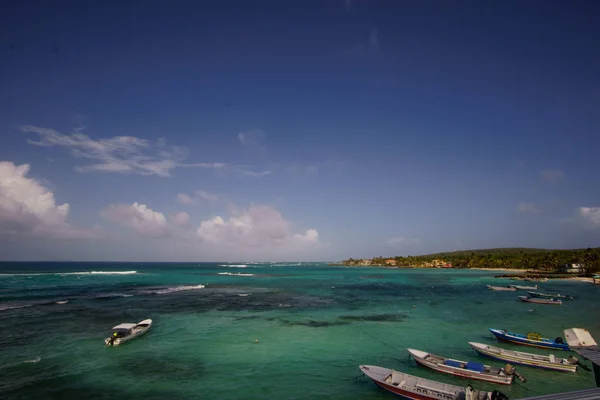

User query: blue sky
[1,0,599,261]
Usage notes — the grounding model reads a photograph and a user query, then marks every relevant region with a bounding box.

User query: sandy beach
[567,276,597,284]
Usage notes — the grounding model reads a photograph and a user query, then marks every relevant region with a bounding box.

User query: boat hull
[490,329,570,350]
[370,379,439,400]
[518,297,562,305]
[469,343,577,372]
[409,349,513,385]
[105,319,152,347]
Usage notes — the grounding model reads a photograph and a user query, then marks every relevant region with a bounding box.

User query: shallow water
[0,263,598,399]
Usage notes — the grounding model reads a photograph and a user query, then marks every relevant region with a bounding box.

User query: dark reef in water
[339,313,406,322]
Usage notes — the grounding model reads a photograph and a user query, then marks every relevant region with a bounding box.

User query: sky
[0,0,599,261]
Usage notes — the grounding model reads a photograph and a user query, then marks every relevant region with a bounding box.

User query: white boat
[104,319,152,347]
[407,348,521,385]
[487,285,516,291]
[508,284,538,290]
[468,342,578,372]
[359,365,509,400]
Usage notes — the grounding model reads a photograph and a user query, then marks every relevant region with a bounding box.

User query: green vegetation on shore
[340,247,600,273]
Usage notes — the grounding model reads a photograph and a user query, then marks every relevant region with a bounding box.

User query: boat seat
[392,380,406,387]
[549,354,555,363]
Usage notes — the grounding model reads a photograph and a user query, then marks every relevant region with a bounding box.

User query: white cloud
[541,169,565,183]
[170,211,191,227]
[196,205,319,249]
[238,129,266,147]
[386,236,420,246]
[177,193,195,205]
[20,125,265,178]
[177,190,219,205]
[0,161,98,239]
[579,207,600,225]
[238,169,272,177]
[517,202,542,214]
[100,202,171,238]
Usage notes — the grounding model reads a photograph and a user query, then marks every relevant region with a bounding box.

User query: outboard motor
[504,364,514,375]
[555,337,564,344]
[491,390,510,400]
[567,356,579,365]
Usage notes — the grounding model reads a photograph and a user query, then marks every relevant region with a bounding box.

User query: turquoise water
[1,263,598,399]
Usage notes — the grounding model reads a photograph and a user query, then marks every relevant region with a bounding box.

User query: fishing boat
[407,349,524,385]
[508,284,538,290]
[519,296,562,305]
[489,328,570,350]
[469,342,578,372]
[105,319,152,347]
[486,285,516,291]
[528,291,573,300]
[359,365,509,400]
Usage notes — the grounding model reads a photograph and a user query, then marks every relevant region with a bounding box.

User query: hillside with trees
[342,247,600,273]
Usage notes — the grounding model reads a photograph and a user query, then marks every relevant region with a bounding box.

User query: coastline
[469,267,528,272]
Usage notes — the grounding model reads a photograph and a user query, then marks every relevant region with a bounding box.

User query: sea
[0,262,598,400]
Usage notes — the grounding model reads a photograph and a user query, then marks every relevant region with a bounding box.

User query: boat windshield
[113,328,131,338]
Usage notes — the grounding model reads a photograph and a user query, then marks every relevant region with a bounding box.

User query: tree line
[343,247,600,273]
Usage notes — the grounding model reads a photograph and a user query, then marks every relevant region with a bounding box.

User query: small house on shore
[560,263,585,274]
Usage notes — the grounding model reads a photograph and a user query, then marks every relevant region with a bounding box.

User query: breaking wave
[0,271,137,277]
[218,264,247,268]
[153,284,206,295]
[61,271,137,275]
[0,304,33,311]
[218,272,254,277]
[23,357,41,363]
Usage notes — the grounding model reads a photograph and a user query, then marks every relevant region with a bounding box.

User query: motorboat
[489,328,570,350]
[359,365,509,399]
[518,296,562,305]
[527,291,573,300]
[508,285,538,290]
[487,285,516,291]
[105,319,152,347]
[469,342,578,372]
[407,348,524,384]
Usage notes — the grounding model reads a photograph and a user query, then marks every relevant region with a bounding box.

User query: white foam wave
[218,272,254,277]
[238,293,250,297]
[218,264,247,268]
[56,300,69,305]
[0,304,32,311]
[0,271,137,277]
[23,357,41,363]
[154,284,206,295]
[61,271,137,275]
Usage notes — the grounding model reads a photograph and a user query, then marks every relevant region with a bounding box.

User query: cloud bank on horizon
[0,1,599,261]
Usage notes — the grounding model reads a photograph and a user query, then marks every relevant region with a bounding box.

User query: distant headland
[331,247,600,277]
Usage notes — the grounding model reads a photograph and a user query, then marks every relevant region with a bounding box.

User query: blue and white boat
[489,328,570,351]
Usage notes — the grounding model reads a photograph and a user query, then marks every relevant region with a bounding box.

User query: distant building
[560,263,585,273]
[385,259,397,266]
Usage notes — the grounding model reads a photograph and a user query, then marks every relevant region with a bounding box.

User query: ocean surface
[1,262,598,400]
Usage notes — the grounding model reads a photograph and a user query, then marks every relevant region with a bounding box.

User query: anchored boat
[105,319,152,347]
[528,291,573,300]
[487,285,517,291]
[469,342,578,372]
[359,365,509,400]
[508,284,538,290]
[519,295,562,305]
[407,348,524,385]
[489,328,570,350]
